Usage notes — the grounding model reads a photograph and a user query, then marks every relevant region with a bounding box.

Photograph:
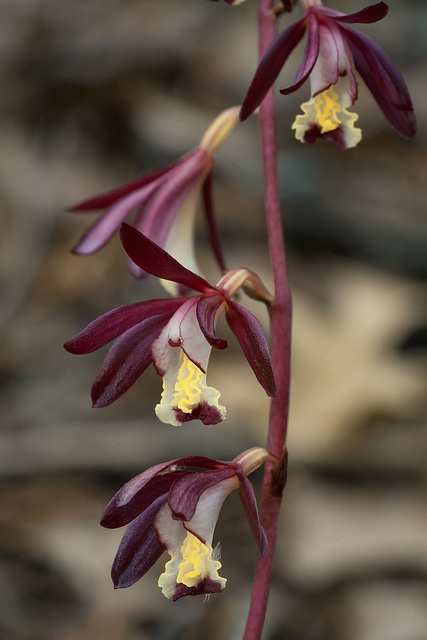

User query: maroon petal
[64,298,185,355]
[202,172,227,272]
[240,18,307,121]
[280,14,319,95]
[237,472,268,556]
[102,455,230,528]
[102,472,188,528]
[111,495,167,588]
[226,300,277,397]
[335,2,388,24]
[119,223,216,293]
[135,149,210,250]
[196,296,228,350]
[71,181,160,255]
[91,314,170,407]
[69,155,192,212]
[340,26,416,138]
[168,468,236,523]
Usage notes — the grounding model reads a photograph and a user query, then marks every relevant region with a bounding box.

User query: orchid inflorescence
[64,0,415,636]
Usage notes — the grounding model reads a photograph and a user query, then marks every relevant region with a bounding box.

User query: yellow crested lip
[292,81,362,149]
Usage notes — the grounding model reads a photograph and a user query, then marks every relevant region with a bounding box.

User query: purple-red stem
[242,1,292,639]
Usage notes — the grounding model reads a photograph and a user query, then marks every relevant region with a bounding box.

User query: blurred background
[0,0,426,638]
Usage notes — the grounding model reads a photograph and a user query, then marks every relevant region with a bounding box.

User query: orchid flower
[64,223,276,426]
[240,1,416,149]
[101,448,271,600]
[69,106,240,293]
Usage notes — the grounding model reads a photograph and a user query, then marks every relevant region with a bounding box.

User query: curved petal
[240,18,307,120]
[102,472,187,529]
[280,14,319,95]
[64,298,185,355]
[120,223,215,294]
[68,156,190,211]
[341,25,416,138]
[202,172,227,272]
[196,295,228,350]
[136,149,210,250]
[307,21,341,96]
[111,495,168,588]
[72,181,160,254]
[226,300,277,397]
[237,472,268,556]
[91,313,170,407]
[168,468,237,522]
[102,455,235,528]
[334,2,388,24]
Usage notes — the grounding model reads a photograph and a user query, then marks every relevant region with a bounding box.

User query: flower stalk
[242,0,292,638]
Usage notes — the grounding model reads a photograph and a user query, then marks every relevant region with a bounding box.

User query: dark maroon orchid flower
[240,1,416,148]
[69,107,240,293]
[64,223,276,426]
[101,448,271,600]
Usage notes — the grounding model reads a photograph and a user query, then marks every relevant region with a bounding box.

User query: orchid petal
[226,300,277,397]
[91,314,170,407]
[341,26,416,137]
[202,173,227,272]
[306,21,341,96]
[72,181,160,255]
[64,298,185,355]
[120,223,215,294]
[102,471,188,529]
[168,468,237,522]
[240,18,307,120]
[102,456,236,528]
[68,156,190,211]
[237,473,268,556]
[196,296,228,350]
[335,2,388,24]
[136,149,211,250]
[112,495,168,588]
[280,14,319,95]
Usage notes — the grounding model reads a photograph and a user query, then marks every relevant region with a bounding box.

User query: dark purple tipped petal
[102,472,187,529]
[64,298,184,355]
[120,223,215,294]
[226,300,277,397]
[237,473,268,557]
[102,455,231,528]
[202,173,227,272]
[111,495,167,588]
[341,26,416,138]
[335,2,388,24]
[240,18,307,121]
[168,468,236,523]
[280,14,319,95]
[91,313,170,407]
[196,296,228,350]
